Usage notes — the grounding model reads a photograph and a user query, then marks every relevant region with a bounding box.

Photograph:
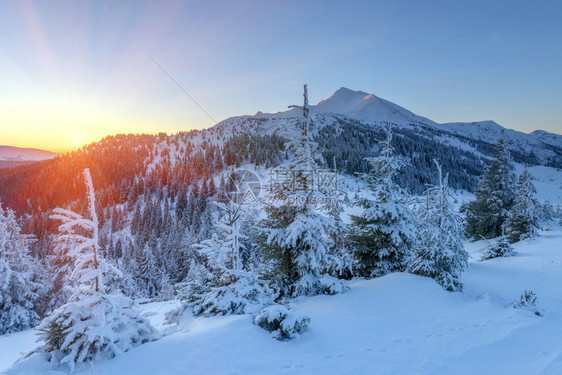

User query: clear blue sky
[1,0,561,151]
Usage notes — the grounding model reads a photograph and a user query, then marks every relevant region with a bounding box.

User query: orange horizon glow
[2,1,561,154]
[1,90,207,153]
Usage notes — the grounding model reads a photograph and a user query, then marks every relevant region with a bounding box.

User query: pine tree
[188,201,273,315]
[465,138,516,239]
[217,174,229,204]
[347,125,416,277]
[35,169,155,371]
[138,243,161,298]
[47,230,75,310]
[0,201,42,334]
[321,158,353,279]
[504,169,540,243]
[481,233,516,260]
[407,160,468,291]
[259,85,346,297]
[158,274,175,301]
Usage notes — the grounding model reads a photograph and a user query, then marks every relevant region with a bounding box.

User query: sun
[73,136,81,146]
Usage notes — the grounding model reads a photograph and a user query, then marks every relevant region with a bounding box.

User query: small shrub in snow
[481,235,516,260]
[511,290,542,316]
[163,306,183,326]
[254,304,310,340]
[316,274,348,295]
[189,272,275,316]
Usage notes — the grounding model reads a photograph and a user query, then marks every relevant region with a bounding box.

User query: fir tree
[321,158,353,279]
[504,169,540,243]
[259,85,346,297]
[47,230,75,310]
[217,174,229,204]
[0,201,42,334]
[35,169,155,371]
[481,233,516,260]
[138,243,161,298]
[347,125,416,277]
[188,201,273,315]
[407,160,469,291]
[465,138,516,239]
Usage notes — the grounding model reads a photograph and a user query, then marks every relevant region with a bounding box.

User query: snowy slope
[4,226,562,375]
[0,146,56,162]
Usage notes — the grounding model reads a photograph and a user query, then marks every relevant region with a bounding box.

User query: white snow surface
[3,225,562,374]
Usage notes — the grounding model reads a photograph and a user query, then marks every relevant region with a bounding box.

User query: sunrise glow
[0,2,561,374]
[1,1,561,154]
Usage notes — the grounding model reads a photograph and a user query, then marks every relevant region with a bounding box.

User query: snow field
[3,226,562,375]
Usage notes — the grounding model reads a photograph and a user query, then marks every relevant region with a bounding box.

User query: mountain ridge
[234,87,561,167]
[0,145,57,162]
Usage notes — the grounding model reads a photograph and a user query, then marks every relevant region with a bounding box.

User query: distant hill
[0,145,57,169]
[1,86,561,213]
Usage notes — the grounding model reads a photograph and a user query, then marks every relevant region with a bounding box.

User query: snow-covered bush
[511,290,542,316]
[481,235,516,260]
[316,274,348,295]
[190,272,275,316]
[254,304,310,340]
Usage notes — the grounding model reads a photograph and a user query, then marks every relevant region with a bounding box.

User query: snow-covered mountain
[0,145,56,162]
[314,87,435,124]
[221,87,561,168]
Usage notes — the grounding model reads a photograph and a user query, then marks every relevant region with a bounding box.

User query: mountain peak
[319,87,371,105]
[313,87,431,125]
[316,87,374,113]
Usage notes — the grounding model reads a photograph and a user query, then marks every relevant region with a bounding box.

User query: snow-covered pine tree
[321,157,353,279]
[46,255,73,311]
[187,200,273,316]
[465,137,516,239]
[504,169,540,243]
[138,243,161,298]
[407,160,469,291]
[481,232,516,260]
[347,125,416,278]
[259,85,347,297]
[35,169,155,371]
[158,274,175,301]
[0,201,43,334]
